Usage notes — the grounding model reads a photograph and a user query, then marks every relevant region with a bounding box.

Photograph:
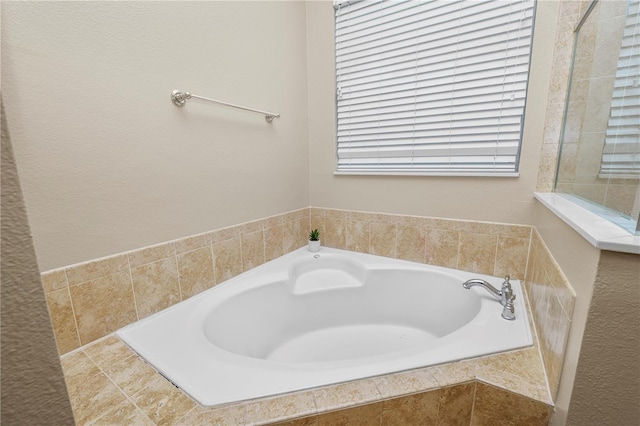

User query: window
[334,0,536,175]
[599,0,640,179]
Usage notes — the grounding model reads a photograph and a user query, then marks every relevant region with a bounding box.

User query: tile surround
[42,207,536,356]
[45,206,577,425]
[60,328,552,426]
[525,229,576,399]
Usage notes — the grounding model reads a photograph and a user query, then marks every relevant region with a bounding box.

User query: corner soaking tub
[118,247,532,406]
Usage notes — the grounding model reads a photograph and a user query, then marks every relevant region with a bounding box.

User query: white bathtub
[118,247,533,406]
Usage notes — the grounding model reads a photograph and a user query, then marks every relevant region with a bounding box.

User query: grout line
[64,268,83,349]
[455,231,462,270]
[174,250,184,302]
[239,233,246,273]
[126,254,141,321]
[523,226,534,281]
[469,380,479,425]
[492,234,499,276]
[210,240,218,287]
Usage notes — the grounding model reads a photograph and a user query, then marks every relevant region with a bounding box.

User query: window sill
[334,171,520,177]
[534,192,640,254]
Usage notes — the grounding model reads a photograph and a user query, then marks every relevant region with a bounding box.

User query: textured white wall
[2,1,310,270]
[306,1,559,225]
[1,101,75,425]
[566,250,640,425]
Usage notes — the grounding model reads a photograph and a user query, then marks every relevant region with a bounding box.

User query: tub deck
[59,291,553,425]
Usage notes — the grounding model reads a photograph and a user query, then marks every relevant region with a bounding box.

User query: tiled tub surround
[44,207,575,424]
[525,230,576,400]
[60,303,552,426]
[43,207,533,357]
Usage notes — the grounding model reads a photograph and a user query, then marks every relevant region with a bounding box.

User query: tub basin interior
[203,267,482,363]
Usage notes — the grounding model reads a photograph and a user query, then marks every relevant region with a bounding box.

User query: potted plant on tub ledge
[308,229,321,252]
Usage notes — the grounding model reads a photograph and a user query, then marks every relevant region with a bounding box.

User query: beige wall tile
[213,238,243,284]
[346,220,370,253]
[272,415,319,426]
[309,206,325,216]
[174,233,210,255]
[476,370,547,405]
[432,361,479,387]
[471,383,551,426]
[177,247,215,299]
[210,226,240,244]
[381,391,440,426]
[238,219,263,236]
[314,379,381,413]
[494,236,530,280]
[310,214,325,242]
[41,269,68,293]
[374,368,440,399]
[436,383,475,426]
[66,254,129,286]
[70,271,137,344]
[179,404,247,425]
[261,214,284,229]
[457,233,498,275]
[475,347,546,385]
[367,212,398,224]
[398,214,429,229]
[100,354,158,397]
[245,391,317,425]
[128,242,175,268]
[91,401,154,426]
[299,216,311,247]
[61,351,128,425]
[525,229,576,401]
[282,207,309,223]
[324,217,347,249]
[317,403,382,426]
[425,228,459,268]
[131,257,181,319]
[241,229,266,272]
[283,219,303,253]
[324,208,347,219]
[265,224,285,262]
[132,377,195,425]
[84,335,134,366]
[369,222,396,258]
[396,225,426,263]
[45,288,80,355]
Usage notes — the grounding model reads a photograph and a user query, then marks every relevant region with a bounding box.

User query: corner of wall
[1,99,75,424]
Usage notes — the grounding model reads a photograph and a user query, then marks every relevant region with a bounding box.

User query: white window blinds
[334,0,536,176]
[599,0,640,179]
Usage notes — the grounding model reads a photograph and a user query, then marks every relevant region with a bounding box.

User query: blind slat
[335,0,535,175]
[600,0,640,177]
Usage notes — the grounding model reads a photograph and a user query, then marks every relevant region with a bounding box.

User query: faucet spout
[462,276,516,320]
[462,279,502,300]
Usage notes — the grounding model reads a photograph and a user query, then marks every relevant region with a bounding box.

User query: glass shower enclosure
[554,0,640,234]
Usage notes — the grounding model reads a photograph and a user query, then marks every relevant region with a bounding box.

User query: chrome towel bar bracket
[171,90,280,123]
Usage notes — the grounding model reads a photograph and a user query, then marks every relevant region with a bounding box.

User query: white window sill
[534,192,640,255]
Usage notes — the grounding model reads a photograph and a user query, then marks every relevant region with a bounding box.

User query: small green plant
[309,229,320,241]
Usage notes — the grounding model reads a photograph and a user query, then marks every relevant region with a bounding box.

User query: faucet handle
[501,275,515,302]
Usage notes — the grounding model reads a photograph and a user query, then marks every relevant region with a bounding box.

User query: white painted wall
[3,1,561,269]
[2,1,310,270]
[306,1,559,225]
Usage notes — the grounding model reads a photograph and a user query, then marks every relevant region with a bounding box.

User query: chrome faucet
[462,275,516,320]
